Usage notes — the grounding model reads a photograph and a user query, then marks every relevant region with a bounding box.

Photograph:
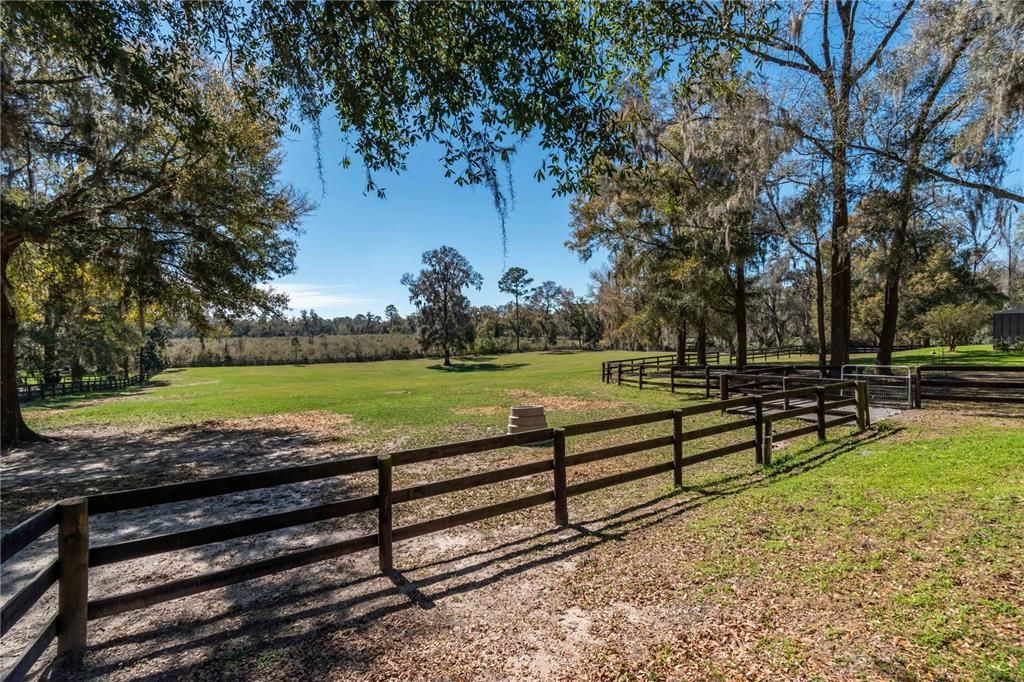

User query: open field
[21,345,1022,435]
[4,348,1023,680]
[22,350,689,442]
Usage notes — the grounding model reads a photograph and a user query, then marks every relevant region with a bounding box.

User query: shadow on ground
[426,362,528,372]
[38,426,896,680]
[0,417,362,528]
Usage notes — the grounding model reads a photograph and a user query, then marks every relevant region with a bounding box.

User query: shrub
[918,303,989,351]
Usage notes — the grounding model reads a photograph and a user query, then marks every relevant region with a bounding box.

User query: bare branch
[854,0,916,82]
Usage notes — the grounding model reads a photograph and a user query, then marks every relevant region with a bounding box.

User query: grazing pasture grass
[23,346,1022,438]
[878,344,1024,367]
[11,345,1024,679]
[23,350,682,439]
[784,344,1024,367]
[646,422,1024,681]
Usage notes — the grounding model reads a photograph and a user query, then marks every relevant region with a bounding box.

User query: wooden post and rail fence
[0,381,866,681]
[16,372,154,403]
[606,358,1024,407]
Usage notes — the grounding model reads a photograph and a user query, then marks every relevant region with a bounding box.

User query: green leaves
[402,246,483,360]
[5,1,750,202]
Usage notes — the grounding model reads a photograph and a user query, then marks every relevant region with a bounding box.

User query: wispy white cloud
[270,282,376,314]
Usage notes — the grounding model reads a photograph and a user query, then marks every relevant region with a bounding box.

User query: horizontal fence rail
[914,364,1024,407]
[16,371,156,403]
[0,383,868,681]
[601,348,816,386]
[608,357,1024,409]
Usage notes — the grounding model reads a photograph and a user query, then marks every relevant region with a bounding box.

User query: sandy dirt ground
[1,405,1020,681]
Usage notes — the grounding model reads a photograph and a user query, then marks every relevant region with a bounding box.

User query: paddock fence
[16,372,154,404]
[605,359,831,398]
[913,365,1024,406]
[601,346,817,384]
[608,358,1024,408]
[0,382,867,681]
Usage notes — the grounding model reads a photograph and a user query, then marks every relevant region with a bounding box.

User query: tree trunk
[138,296,146,374]
[829,142,851,375]
[734,257,748,369]
[675,321,687,367]
[514,299,521,352]
[696,314,708,366]
[443,345,451,366]
[814,244,828,368]
[1,236,40,449]
[876,261,902,367]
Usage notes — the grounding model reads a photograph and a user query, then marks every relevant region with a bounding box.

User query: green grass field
[11,345,1024,679]
[24,344,1022,436]
[24,350,685,443]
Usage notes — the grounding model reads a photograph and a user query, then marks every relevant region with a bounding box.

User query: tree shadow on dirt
[1,416,377,682]
[45,427,898,680]
[0,417,368,597]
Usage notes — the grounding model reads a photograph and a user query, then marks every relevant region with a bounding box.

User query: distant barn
[993,308,1024,341]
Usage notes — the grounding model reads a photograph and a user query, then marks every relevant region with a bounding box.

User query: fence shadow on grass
[53,426,898,680]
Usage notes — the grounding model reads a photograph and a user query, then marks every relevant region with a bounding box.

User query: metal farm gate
[841,365,912,408]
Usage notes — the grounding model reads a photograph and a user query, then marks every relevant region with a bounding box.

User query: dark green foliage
[3,1,752,198]
[402,246,483,366]
[498,266,533,351]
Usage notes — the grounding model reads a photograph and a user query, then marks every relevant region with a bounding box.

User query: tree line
[160,251,602,367]
[570,2,1023,368]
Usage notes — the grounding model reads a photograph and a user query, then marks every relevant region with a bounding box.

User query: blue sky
[266,5,1024,320]
[272,126,597,318]
[274,125,1023,319]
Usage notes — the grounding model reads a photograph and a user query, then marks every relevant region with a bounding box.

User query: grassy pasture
[23,344,1022,436]
[8,345,1024,679]
[24,350,686,440]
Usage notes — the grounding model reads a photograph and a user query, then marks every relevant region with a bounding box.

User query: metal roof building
[993,308,1024,341]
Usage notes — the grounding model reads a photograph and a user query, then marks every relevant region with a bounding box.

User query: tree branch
[854,0,916,82]
[851,141,1024,203]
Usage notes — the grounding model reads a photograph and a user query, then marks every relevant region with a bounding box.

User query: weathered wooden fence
[16,373,152,403]
[0,383,866,681]
[601,347,814,384]
[606,360,831,398]
[611,360,1024,408]
[913,365,1024,406]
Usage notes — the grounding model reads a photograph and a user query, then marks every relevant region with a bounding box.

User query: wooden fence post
[617,364,622,385]
[763,419,773,466]
[638,365,644,390]
[672,411,683,488]
[553,428,568,526]
[704,366,711,399]
[719,374,729,401]
[855,381,869,430]
[753,397,764,465]
[377,455,393,573]
[914,366,922,408]
[58,497,88,661]
[815,387,827,441]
